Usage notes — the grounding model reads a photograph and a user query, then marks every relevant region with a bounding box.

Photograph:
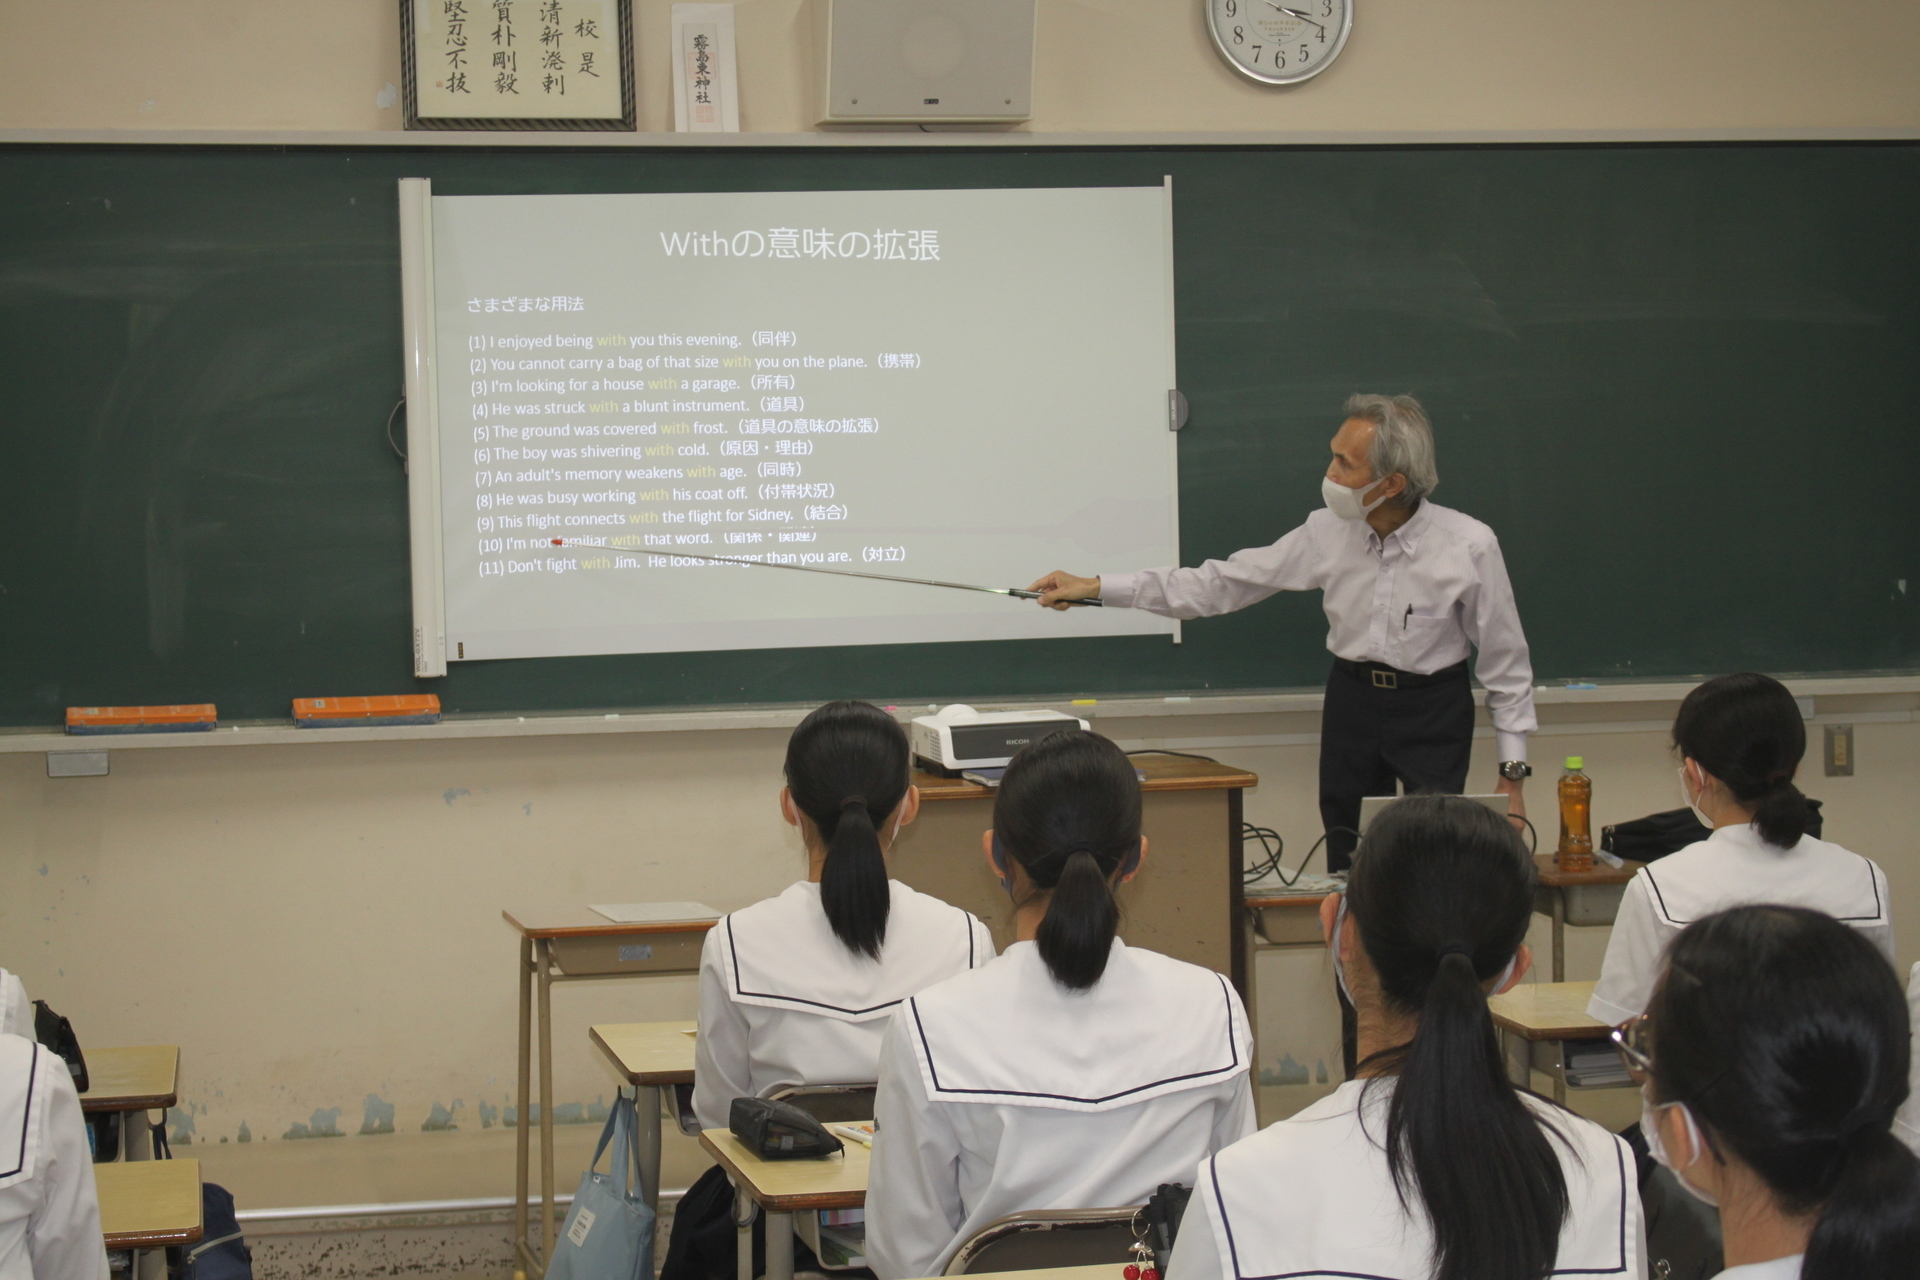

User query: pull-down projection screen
[400,182,1179,673]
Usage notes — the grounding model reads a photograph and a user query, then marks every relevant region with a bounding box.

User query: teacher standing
[1030,394,1536,872]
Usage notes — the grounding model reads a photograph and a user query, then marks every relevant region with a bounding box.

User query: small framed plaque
[402,0,635,131]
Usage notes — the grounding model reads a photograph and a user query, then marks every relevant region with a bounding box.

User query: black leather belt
[1332,657,1470,691]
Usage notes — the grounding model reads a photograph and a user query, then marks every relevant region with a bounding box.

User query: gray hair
[1344,393,1438,506]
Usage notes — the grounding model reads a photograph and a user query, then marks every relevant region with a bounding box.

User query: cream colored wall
[0,0,1916,135]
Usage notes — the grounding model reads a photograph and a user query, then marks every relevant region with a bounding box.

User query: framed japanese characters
[402,0,636,131]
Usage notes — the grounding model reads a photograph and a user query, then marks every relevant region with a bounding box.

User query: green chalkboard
[1,142,1916,726]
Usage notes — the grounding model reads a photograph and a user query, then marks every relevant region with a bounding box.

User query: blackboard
[1,141,1915,726]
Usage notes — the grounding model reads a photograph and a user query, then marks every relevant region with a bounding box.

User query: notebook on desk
[589,902,722,924]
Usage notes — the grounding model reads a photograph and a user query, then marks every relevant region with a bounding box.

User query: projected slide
[408,185,1179,665]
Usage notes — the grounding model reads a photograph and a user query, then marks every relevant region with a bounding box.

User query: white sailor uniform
[692,880,994,1131]
[0,974,27,1041]
[1170,1078,1646,1280]
[864,940,1256,1280]
[1588,822,1894,1026]
[0,1034,109,1280]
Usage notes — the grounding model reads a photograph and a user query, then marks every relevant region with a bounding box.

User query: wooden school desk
[588,1021,698,1215]
[899,755,1259,995]
[699,1128,868,1280]
[80,1045,180,1161]
[1532,855,1644,982]
[97,1156,202,1279]
[503,908,715,1279]
[1488,980,1621,1106]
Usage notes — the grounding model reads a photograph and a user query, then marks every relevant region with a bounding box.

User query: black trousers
[1318,659,1476,874]
[1318,659,1475,1079]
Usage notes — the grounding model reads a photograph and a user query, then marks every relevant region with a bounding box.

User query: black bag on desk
[1601,800,1822,863]
[32,1000,87,1092]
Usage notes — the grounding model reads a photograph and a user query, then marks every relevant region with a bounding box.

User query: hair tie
[1059,842,1099,860]
[840,795,868,813]
[1437,943,1473,960]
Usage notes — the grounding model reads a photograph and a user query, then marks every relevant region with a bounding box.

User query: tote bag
[546,1093,657,1280]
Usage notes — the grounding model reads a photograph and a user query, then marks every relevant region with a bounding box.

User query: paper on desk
[590,901,722,924]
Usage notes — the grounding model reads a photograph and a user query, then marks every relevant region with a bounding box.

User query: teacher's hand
[1028,571,1101,611]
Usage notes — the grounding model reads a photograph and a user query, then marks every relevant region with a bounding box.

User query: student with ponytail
[865,731,1255,1280]
[1170,795,1643,1280]
[1589,672,1893,1027]
[1632,904,1919,1279]
[690,701,993,1131]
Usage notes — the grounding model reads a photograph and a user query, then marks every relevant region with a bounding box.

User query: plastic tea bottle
[1556,756,1594,872]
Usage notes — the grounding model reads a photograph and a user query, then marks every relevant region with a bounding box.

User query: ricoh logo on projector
[813,0,1035,126]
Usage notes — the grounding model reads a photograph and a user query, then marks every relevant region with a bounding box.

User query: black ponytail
[993,730,1140,991]
[1345,795,1567,1280]
[1648,905,1919,1280]
[784,701,910,959]
[1673,672,1813,847]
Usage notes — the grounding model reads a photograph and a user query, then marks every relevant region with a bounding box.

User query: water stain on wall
[282,1107,344,1140]
[420,1100,462,1131]
[359,1094,396,1135]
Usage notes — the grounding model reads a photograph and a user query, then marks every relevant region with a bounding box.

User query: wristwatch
[1498,761,1533,782]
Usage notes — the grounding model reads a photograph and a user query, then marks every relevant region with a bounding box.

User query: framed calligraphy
[402,0,635,131]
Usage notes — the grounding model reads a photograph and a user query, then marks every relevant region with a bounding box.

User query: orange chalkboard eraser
[293,695,442,727]
[66,704,218,735]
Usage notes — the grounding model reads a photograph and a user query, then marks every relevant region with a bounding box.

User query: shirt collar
[1366,499,1428,555]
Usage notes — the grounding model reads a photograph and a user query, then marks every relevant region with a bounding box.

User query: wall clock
[1206,0,1351,85]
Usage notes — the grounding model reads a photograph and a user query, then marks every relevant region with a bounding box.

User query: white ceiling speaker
[813,0,1036,126]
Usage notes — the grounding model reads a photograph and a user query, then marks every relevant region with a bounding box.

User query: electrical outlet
[1824,724,1854,776]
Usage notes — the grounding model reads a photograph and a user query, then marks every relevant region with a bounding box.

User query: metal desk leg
[1551,889,1567,983]
[637,1084,662,1211]
[764,1211,795,1280]
[514,937,534,1278]
[1551,1041,1568,1107]
[539,938,558,1276]
[733,1184,755,1280]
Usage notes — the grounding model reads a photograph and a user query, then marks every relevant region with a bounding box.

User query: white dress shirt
[1587,821,1895,1026]
[1101,502,1537,762]
[0,1034,110,1280]
[864,940,1256,1280]
[1170,1077,1645,1280]
[692,880,994,1131]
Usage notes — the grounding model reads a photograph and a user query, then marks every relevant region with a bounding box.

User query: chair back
[944,1207,1143,1275]
[765,1083,878,1124]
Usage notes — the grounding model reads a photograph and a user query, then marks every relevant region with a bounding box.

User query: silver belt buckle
[1372,668,1398,690]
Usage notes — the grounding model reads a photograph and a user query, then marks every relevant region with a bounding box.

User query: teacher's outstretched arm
[1027,571,1103,611]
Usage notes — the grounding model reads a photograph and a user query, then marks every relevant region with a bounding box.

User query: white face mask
[1677,764,1714,830]
[1328,896,1515,1006]
[1641,1091,1719,1207]
[1321,474,1393,521]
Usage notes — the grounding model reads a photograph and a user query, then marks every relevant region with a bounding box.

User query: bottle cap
[1565,756,1584,770]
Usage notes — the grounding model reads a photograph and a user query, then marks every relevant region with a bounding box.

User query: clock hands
[1262,1,1326,32]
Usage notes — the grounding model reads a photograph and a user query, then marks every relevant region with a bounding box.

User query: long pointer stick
[547,538,1103,605]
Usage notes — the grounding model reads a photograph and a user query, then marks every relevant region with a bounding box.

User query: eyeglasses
[1610,1014,1653,1086]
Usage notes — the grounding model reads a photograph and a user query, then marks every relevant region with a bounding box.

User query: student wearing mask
[1625,904,1919,1279]
[865,731,1255,1280]
[1588,672,1893,1027]
[0,1030,110,1280]
[1170,795,1642,1280]
[691,699,994,1130]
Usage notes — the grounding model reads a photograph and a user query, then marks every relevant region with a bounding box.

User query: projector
[910,704,1089,775]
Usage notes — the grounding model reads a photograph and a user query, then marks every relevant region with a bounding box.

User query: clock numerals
[1210,0,1347,84]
